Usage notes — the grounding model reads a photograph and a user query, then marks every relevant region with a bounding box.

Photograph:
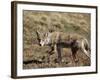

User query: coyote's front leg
[47,45,54,63]
[56,44,62,63]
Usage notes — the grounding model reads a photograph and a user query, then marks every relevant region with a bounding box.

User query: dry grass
[23,11,91,69]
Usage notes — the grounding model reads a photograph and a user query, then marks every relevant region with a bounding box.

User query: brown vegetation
[23,11,90,69]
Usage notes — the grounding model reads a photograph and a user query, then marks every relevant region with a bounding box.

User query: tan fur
[46,32,83,43]
[37,31,90,64]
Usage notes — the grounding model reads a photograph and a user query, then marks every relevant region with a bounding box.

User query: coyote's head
[36,31,51,46]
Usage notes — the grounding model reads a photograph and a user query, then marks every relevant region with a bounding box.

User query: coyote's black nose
[39,43,41,46]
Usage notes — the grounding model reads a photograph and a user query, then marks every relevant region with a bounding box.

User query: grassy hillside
[23,10,90,69]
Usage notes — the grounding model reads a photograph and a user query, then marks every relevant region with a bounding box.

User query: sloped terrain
[23,11,90,69]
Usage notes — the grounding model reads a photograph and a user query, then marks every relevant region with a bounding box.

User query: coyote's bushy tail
[81,38,90,58]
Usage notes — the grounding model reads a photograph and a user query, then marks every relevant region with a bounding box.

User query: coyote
[36,31,90,65]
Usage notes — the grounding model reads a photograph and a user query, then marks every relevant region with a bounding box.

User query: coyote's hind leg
[71,47,79,66]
